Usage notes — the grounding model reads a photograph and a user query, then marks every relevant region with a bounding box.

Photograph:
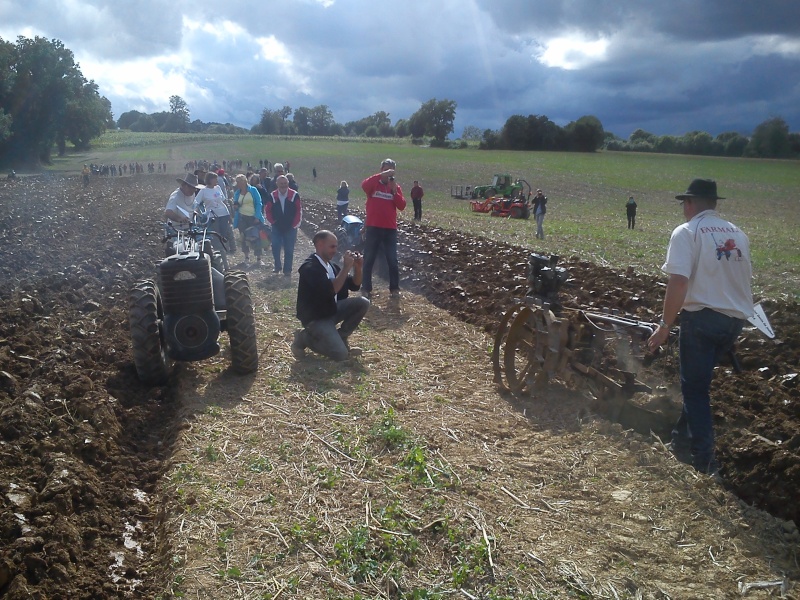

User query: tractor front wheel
[486,188,497,198]
[129,280,172,385]
[224,271,258,374]
[510,206,523,219]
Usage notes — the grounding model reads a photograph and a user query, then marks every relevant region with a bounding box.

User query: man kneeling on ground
[292,230,370,360]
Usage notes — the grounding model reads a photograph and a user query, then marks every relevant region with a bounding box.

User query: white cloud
[536,33,610,70]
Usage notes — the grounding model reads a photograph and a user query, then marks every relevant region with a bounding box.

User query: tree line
[250,98,458,146]
[604,117,800,159]
[2,35,798,166]
[117,96,249,136]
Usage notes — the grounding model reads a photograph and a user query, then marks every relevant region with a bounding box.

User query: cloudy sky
[2,0,799,139]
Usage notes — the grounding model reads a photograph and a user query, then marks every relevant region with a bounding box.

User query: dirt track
[0,174,798,598]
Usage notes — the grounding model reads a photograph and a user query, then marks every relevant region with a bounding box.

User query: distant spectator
[269,163,286,193]
[287,173,299,193]
[336,181,350,219]
[532,189,548,240]
[313,167,317,179]
[626,195,638,230]
[259,167,271,191]
[410,180,424,221]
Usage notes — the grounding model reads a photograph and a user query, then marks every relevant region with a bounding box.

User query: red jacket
[264,188,302,232]
[362,173,406,229]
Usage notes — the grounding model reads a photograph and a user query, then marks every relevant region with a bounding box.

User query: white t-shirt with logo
[193,185,230,218]
[662,210,753,320]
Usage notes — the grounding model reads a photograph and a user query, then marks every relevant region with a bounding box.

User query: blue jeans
[298,297,370,361]
[362,226,399,293]
[535,213,545,239]
[270,227,297,274]
[674,308,744,470]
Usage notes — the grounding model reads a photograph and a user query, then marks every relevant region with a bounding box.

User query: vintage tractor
[335,215,365,253]
[128,218,258,385]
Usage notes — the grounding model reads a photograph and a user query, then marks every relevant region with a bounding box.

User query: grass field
[50,132,800,299]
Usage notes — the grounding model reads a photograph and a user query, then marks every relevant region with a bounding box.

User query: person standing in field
[360,158,406,300]
[647,179,753,476]
[532,189,547,239]
[264,175,302,276]
[626,195,638,229]
[410,180,424,221]
[336,181,350,219]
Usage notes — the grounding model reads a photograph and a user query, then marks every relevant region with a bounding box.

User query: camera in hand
[389,176,395,181]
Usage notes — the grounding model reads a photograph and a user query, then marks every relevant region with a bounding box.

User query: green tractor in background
[470,174,527,199]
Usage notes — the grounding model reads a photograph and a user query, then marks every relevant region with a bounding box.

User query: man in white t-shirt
[648,179,753,476]
[165,173,203,230]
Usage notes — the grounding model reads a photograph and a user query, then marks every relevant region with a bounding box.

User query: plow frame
[492,298,659,401]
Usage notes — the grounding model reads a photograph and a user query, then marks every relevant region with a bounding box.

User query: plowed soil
[0,174,798,598]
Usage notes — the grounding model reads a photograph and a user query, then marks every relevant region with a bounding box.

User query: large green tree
[408,98,457,143]
[565,115,605,152]
[746,116,791,158]
[0,36,112,165]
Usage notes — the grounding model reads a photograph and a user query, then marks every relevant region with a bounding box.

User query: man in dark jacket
[292,230,370,361]
[532,189,548,239]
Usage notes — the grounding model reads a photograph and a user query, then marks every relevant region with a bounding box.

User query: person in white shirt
[648,179,753,476]
[165,173,203,230]
[193,172,232,270]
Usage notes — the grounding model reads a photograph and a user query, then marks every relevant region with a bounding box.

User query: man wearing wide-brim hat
[648,178,754,477]
[165,173,205,227]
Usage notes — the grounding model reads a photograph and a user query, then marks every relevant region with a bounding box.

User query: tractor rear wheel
[510,206,523,219]
[224,271,258,374]
[129,280,172,385]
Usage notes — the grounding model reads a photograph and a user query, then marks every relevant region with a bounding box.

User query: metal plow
[492,253,679,433]
[492,301,657,400]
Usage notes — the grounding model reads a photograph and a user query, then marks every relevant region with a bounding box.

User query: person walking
[532,189,547,239]
[336,181,350,219]
[647,179,753,476]
[626,195,638,229]
[410,180,424,221]
[360,158,406,300]
[264,175,302,276]
[291,230,370,361]
[193,171,232,270]
[232,174,265,267]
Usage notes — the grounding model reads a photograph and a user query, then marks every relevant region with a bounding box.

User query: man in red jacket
[264,175,302,276]
[360,158,406,299]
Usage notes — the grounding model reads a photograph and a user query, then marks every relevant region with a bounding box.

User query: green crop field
[50,132,800,299]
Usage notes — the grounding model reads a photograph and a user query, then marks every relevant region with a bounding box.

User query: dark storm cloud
[1,0,798,138]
